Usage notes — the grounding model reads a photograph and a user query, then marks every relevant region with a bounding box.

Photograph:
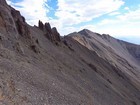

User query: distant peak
[78,29,92,36]
[78,29,102,38]
[78,29,92,34]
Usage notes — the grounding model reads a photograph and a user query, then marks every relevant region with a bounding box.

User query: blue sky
[7,0,140,44]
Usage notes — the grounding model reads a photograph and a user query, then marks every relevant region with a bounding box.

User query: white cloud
[6,0,124,35]
[117,8,140,22]
[79,25,96,32]
[109,11,120,16]
[52,0,124,35]
[96,6,140,37]
[124,7,129,10]
[55,0,124,26]
[98,19,118,25]
[6,0,12,4]
[7,0,49,25]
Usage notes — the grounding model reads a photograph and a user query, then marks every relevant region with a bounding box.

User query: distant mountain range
[0,0,140,105]
[118,37,140,45]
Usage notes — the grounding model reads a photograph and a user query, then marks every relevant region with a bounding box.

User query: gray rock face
[0,0,19,50]
[121,41,140,62]
[0,0,140,105]
[0,0,7,6]
[0,2,17,36]
[0,1,31,38]
[0,0,32,51]
[11,8,31,39]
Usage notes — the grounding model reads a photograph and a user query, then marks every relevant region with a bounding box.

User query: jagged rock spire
[45,22,52,33]
[52,27,61,42]
[38,20,61,42]
[38,20,44,30]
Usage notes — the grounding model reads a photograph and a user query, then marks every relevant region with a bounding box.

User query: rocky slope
[0,0,140,105]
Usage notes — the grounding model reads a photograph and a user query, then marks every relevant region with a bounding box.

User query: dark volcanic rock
[38,20,61,42]
[38,20,44,30]
[44,22,54,41]
[52,27,61,42]
[44,22,52,33]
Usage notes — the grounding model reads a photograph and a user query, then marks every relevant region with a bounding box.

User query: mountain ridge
[0,0,140,105]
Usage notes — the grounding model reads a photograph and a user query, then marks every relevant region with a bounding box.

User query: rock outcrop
[38,20,61,42]
[0,0,33,52]
[52,27,61,42]
[38,20,44,30]
[44,22,52,33]
[11,8,31,39]
[0,0,7,6]
[0,0,31,39]
[0,1,17,37]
